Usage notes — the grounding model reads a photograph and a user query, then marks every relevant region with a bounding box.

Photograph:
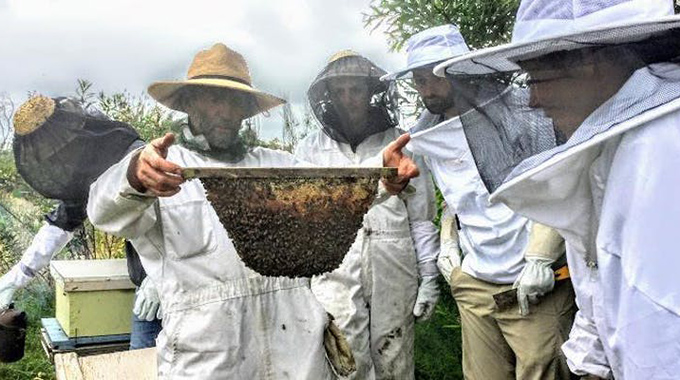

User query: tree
[364,0,520,51]
[280,101,315,152]
[96,87,178,141]
[0,93,14,150]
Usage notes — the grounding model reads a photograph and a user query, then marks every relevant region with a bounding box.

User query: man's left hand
[413,275,440,322]
[133,277,162,321]
[382,133,420,194]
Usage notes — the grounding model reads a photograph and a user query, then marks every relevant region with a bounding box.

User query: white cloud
[0,0,406,139]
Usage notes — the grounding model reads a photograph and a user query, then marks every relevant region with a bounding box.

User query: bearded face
[412,67,457,116]
[183,88,252,150]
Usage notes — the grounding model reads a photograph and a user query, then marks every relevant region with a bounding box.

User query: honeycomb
[202,175,380,278]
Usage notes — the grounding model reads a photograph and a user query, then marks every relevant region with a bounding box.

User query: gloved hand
[323,314,356,377]
[413,275,440,322]
[437,207,461,285]
[133,277,162,321]
[513,256,555,316]
[0,266,33,311]
[514,223,565,316]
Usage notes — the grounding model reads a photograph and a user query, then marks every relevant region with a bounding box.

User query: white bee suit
[295,128,439,380]
[491,64,680,379]
[88,145,334,379]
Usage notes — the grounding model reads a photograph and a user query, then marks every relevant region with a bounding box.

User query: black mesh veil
[442,27,680,193]
[13,96,141,202]
[308,52,399,150]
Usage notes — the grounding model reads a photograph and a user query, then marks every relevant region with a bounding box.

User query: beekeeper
[0,96,163,350]
[87,43,419,379]
[296,50,440,380]
[382,25,576,380]
[436,1,680,378]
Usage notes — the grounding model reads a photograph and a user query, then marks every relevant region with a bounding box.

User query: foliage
[280,101,315,152]
[364,0,520,51]
[89,81,178,141]
[0,93,15,150]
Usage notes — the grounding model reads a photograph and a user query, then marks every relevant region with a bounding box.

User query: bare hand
[127,133,184,197]
[382,133,420,194]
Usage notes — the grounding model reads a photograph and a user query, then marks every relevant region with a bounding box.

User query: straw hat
[381,24,470,81]
[434,0,680,76]
[148,43,285,118]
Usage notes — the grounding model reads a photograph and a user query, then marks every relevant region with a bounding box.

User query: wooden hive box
[50,260,135,338]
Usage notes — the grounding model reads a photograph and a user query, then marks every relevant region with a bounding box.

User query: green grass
[415,277,463,380]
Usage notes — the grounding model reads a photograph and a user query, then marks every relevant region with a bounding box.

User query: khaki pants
[450,267,576,380]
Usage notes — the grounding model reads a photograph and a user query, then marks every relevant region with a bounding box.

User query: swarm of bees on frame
[203,176,379,278]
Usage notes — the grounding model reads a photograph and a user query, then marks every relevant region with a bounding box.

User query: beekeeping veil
[308,50,398,149]
[433,0,680,197]
[13,96,140,202]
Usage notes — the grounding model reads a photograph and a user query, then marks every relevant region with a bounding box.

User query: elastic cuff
[418,259,439,278]
[7,265,33,289]
[397,184,416,200]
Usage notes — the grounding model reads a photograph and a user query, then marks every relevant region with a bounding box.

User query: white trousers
[312,228,419,380]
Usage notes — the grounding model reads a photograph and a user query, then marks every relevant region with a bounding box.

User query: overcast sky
[0,0,406,140]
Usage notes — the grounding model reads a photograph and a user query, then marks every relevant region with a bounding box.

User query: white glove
[437,208,461,285]
[437,241,461,286]
[413,275,440,322]
[513,257,555,316]
[0,266,33,311]
[133,277,162,321]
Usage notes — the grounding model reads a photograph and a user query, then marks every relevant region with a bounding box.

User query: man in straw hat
[435,0,680,378]
[0,95,164,351]
[296,50,440,380]
[383,24,576,380]
[88,43,419,378]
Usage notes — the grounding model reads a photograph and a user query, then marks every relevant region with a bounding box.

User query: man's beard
[422,94,456,116]
[191,116,241,151]
[332,103,368,141]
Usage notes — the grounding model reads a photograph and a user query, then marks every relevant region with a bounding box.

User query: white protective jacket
[408,112,530,284]
[88,145,334,379]
[491,64,680,379]
[295,128,439,380]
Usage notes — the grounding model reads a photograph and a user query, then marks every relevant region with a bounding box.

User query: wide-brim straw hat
[381,24,470,81]
[148,43,284,119]
[434,0,680,76]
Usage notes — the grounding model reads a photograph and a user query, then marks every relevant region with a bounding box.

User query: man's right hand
[382,133,420,194]
[127,133,184,197]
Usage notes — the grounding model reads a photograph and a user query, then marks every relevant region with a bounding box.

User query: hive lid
[50,259,135,292]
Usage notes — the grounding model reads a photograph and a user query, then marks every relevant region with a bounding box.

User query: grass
[415,277,464,380]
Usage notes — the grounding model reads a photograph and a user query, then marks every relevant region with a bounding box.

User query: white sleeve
[405,154,440,278]
[561,310,613,379]
[18,222,73,277]
[87,146,158,239]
